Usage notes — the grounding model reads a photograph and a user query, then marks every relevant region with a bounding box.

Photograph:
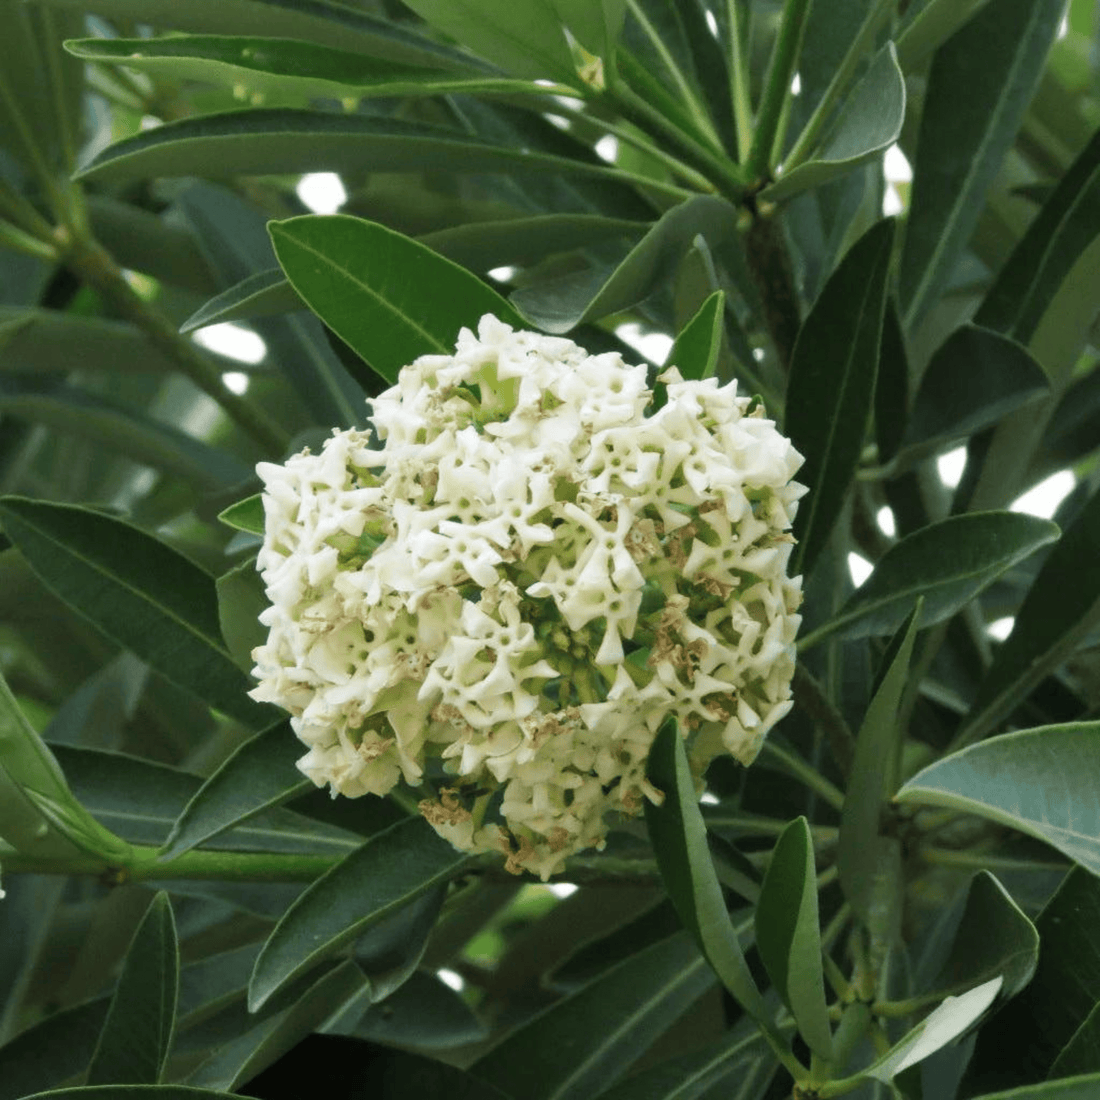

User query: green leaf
[42,0,476,68]
[510,196,739,334]
[248,816,469,1010]
[75,109,627,187]
[180,269,303,334]
[400,0,578,83]
[1050,1002,1100,1079]
[162,720,310,859]
[839,605,920,929]
[269,214,522,384]
[644,719,767,1021]
[0,668,127,860]
[188,960,365,1091]
[899,326,1049,457]
[218,495,264,536]
[754,817,832,1059]
[786,219,895,576]
[65,35,569,99]
[934,872,1039,1000]
[965,868,1100,1087]
[897,723,1100,874]
[471,930,713,1100]
[861,977,1003,1083]
[0,380,250,490]
[216,556,267,672]
[970,1076,1100,1099]
[589,1018,773,1100]
[0,998,109,1100]
[666,290,724,381]
[0,497,269,727]
[874,297,910,468]
[51,743,359,855]
[763,45,905,204]
[87,893,179,1085]
[962,486,1100,742]
[13,1088,246,1100]
[898,0,1064,326]
[895,0,995,69]
[799,511,1060,647]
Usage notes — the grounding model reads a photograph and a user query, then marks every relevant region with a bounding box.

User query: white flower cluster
[251,315,805,879]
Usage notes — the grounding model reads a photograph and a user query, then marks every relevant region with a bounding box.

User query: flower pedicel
[250,315,806,879]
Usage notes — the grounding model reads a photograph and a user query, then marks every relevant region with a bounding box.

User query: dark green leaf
[895,0,995,68]
[666,291,724,381]
[962,486,1100,742]
[511,196,738,334]
[754,817,831,1059]
[897,722,1100,874]
[14,1088,244,1100]
[934,871,1039,1000]
[763,45,905,203]
[898,0,1064,325]
[901,326,1049,455]
[75,109,627,187]
[188,960,365,1090]
[0,998,109,1100]
[839,606,920,929]
[800,511,1059,646]
[43,0,477,68]
[966,868,1100,1088]
[875,297,909,465]
[248,816,469,1010]
[0,497,269,727]
[216,556,267,672]
[87,893,179,1085]
[1049,1002,1100,1079]
[51,743,359,855]
[269,214,522,384]
[471,930,713,1100]
[180,269,303,334]
[969,1076,1100,1099]
[977,127,1100,346]
[786,219,895,575]
[0,379,250,489]
[218,495,265,536]
[65,35,567,98]
[644,719,767,1021]
[163,721,311,859]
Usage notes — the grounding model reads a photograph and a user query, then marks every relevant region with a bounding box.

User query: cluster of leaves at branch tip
[250,315,806,878]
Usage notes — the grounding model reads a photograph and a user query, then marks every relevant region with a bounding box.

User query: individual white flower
[250,315,805,879]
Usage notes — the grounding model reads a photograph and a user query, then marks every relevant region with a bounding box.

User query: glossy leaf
[666,290,724,381]
[754,817,832,1059]
[75,109,626,186]
[785,219,895,575]
[249,815,469,1009]
[42,0,475,67]
[862,977,1003,1082]
[87,893,179,1085]
[839,606,920,928]
[180,268,302,334]
[902,325,1049,455]
[0,497,269,727]
[511,196,738,334]
[764,45,905,203]
[65,35,567,99]
[963,486,1100,741]
[217,494,264,536]
[189,960,365,1090]
[799,511,1059,646]
[472,929,713,1100]
[898,0,1064,325]
[934,871,1038,1000]
[163,720,311,859]
[897,723,1100,874]
[51,744,359,855]
[644,720,767,1020]
[269,214,522,382]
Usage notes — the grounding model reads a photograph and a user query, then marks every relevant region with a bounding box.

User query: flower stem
[759,740,845,812]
